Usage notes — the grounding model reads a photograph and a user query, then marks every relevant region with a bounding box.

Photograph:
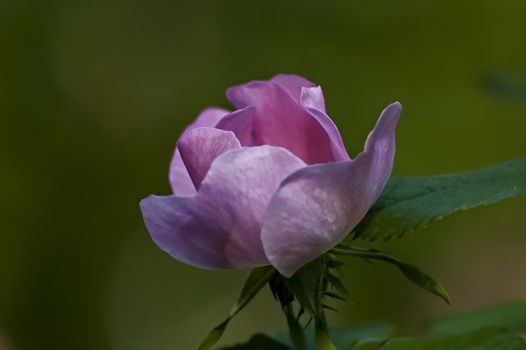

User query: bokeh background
[1,1,526,349]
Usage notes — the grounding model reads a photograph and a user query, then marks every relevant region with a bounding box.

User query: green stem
[284,303,307,350]
[314,311,337,350]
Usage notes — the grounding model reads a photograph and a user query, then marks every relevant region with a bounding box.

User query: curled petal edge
[261,102,402,277]
[141,145,307,270]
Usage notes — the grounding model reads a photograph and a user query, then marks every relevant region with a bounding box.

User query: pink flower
[140,75,401,277]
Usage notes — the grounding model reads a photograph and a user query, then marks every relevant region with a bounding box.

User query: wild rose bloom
[140,75,401,277]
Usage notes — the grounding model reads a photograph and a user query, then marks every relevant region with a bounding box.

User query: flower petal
[300,86,326,111]
[226,74,317,109]
[305,106,350,161]
[184,107,231,129]
[177,127,241,190]
[169,107,230,195]
[218,82,348,164]
[271,74,320,107]
[261,102,402,277]
[141,146,306,270]
[168,152,198,196]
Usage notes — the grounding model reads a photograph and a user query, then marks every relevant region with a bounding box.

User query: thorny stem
[314,314,335,350]
[284,303,307,350]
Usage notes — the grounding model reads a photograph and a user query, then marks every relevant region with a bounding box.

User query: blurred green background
[1,1,526,349]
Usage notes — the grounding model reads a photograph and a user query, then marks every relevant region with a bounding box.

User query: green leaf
[322,304,338,313]
[351,340,383,350]
[332,323,395,349]
[334,245,449,303]
[326,273,350,300]
[323,291,348,302]
[314,326,338,350]
[380,328,526,350]
[275,323,395,350]
[483,71,526,102]
[198,266,275,350]
[284,256,337,350]
[353,158,526,241]
[428,300,526,335]
[220,333,291,350]
[285,256,327,319]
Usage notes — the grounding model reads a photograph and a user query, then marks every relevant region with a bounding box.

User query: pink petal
[218,81,348,164]
[140,146,306,270]
[261,102,402,277]
[227,74,316,109]
[271,74,320,108]
[169,107,230,195]
[300,86,326,111]
[177,127,241,190]
[305,106,350,161]
[168,151,199,196]
[183,107,231,129]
